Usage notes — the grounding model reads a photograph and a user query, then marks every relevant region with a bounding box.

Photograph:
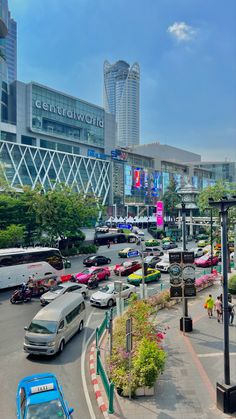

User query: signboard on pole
[156,201,164,229]
[170,286,182,298]
[118,223,132,230]
[182,252,195,264]
[169,251,182,264]
[126,318,133,353]
[127,250,139,258]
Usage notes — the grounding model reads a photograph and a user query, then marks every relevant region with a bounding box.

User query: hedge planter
[135,386,155,396]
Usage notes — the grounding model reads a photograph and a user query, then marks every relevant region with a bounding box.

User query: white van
[24,293,86,356]
[144,247,164,257]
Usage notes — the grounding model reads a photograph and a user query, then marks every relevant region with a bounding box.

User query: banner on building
[156,201,164,229]
[134,168,141,188]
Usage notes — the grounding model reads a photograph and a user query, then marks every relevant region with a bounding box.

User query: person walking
[214,296,223,323]
[205,294,214,318]
[228,301,235,325]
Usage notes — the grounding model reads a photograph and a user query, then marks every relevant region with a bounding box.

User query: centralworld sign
[34,100,104,128]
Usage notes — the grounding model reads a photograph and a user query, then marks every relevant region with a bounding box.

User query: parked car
[127,268,161,286]
[16,373,74,419]
[162,242,178,250]
[118,247,137,258]
[155,255,170,273]
[197,239,209,248]
[162,237,172,243]
[145,239,160,247]
[83,255,111,266]
[40,281,88,306]
[144,255,162,268]
[96,225,109,233]
[90,282,136,307]
[75,267,110,284]
[114,260,141,276]
[195,255,219,268]
[190,247,205,258]
[137,230,145,240]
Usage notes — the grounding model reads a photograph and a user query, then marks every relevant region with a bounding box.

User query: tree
[162,177,181,220]
[0,224,25,248]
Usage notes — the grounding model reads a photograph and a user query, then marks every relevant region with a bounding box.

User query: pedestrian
[228,301,235,325]
[214,296,223,323]
[205,294,214,318]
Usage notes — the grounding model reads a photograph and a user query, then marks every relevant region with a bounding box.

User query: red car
[195,255,219,268]
[114,260,141,276]
[75,267,110,284]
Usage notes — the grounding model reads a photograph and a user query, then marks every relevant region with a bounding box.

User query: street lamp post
[206,207,214,274]
[208,197,236,414]
[181,202,188,318]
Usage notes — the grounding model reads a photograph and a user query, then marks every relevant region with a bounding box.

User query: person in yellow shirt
[205,294,214,318]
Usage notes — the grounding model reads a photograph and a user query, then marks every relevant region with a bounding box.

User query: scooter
[10,288,32,304]
[87,278,99,290]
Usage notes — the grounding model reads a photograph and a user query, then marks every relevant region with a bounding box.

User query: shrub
[228,274,236,294]
[78,244,97,254]
[149,290,170,308]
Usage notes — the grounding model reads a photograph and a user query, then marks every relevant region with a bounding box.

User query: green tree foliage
[162,177,181,218]
[0,224,25,248]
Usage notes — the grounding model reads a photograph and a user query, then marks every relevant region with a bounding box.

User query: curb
[89,342,110,419]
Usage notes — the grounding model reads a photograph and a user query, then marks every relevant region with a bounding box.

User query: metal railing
[96,348,114,414]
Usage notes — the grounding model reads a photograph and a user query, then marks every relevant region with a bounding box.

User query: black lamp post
[206,207,214,274]
[208,197,236,414]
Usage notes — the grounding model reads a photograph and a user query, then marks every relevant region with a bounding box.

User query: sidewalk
[110,282,236,419]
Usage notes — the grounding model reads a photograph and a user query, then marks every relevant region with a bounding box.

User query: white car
[155,256,170,273]
[90,282,136,308]
[190,247,204,258]
[40,281,88,306]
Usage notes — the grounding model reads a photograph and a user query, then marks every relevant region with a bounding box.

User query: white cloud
[167,22,196,42]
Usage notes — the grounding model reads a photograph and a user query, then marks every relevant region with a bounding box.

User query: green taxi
[118,247,137,258]
[197,239,209,248]
[145,239,160,247]
[127,268,161,286]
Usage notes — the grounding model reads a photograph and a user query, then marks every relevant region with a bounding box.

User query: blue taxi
[16,372,74,418]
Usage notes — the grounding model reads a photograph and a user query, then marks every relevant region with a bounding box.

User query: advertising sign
[170,286,182,298]
[127,250,139,258]
[169,252,182,264]
[184,285,196,297]
[118,223,132,230]
[111,149,128,161]
[156,201,164,229]
[134,169,141,188]
[182,252,195,264]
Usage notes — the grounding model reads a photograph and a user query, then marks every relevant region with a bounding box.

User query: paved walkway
[110,282,236,419]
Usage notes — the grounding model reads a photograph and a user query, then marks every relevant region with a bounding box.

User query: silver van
[144,247,164,257]
[24,293,86,356]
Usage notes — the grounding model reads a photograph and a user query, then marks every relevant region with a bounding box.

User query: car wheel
[78,320,84,332]
[107,259,111,264]
[95,262,98,266]
[82,292,86,299]
[59,340,65,353]
[128,292,133,298]
[107,299,114,308]
[10,298,16,304]
[104,275,109,280]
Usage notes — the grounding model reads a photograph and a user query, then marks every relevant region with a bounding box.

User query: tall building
[6,11,17,83]
[0,0,9,122]
[103,60,140,147]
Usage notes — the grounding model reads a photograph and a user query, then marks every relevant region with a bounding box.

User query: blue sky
[9,0,236,161]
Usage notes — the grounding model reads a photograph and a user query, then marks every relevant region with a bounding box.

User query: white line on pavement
[198,352,236,358]
[81,309,97,419]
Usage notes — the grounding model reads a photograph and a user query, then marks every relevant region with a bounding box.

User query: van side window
[58,320,64,330]
[66,305,80,324]
[79,301,85,313]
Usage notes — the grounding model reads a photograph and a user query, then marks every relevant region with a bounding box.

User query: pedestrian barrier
[96,348,114,414]
[95,311,108,347]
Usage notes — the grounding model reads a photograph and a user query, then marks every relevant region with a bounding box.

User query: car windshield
[144,257,152,262]
[134,269,142,275]
[50,285,64,294]
[28,320,58,334]
[123,262,131,267]
[199,255,209,260]
[81,269,90,274]
[100,285,114,294]
[89,256,96,260]
[26,399,66,418]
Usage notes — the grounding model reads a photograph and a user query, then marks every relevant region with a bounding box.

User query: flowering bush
[109,300,166,396]
[149,290,170,308]
[195,273,216,288]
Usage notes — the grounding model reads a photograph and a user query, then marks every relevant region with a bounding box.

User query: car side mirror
[24,326,28,331]
[69,407,74,415]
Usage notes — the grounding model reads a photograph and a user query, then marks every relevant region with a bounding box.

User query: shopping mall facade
[0,80,216,215]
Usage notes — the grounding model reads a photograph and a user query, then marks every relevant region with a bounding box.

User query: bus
[94,232,126,246]
[0,247,65,289]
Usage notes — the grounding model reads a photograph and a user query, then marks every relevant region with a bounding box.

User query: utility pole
[208,197,236,414]
[206,207,214,274]
[182,202,188,318]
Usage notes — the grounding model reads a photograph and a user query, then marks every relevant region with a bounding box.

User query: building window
[1,131,16,142]
[57,143,72,153]
[21,135,36,146]
[40,139,56,150]
[73,146,81,155]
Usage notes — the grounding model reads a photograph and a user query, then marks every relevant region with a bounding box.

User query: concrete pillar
[178,209,181,229]
[190,209,193,236]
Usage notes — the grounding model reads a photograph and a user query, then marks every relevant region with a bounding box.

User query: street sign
[118,223,132,230]
[114,281,123,293]
[169,252,182,264]
[169,263,182,278]
[182,252,195,264]
[170,276,183,286]
[183,277,195,285]
[182,265,195,280]
[126,318,132,334]
[127,250,139,258]
[184,284,196,297]
[170,286,182,298]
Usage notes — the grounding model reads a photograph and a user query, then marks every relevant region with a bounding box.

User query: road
[0,233,210,418]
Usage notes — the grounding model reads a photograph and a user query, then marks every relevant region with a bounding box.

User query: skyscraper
[0,0,9,122]
[6,11,17,83]
[103,60,140,147]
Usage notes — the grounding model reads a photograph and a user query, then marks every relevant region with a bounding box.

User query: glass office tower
[6,11,17,83]
[103,60,140,147]
[0,0,9,122]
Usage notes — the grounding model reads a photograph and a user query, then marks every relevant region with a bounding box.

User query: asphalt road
[0,233,211,419]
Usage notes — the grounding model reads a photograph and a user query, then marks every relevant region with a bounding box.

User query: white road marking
[198,352,236,358]
[81,309,97,419]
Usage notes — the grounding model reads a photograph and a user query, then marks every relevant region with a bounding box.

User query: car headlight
[48,341,56,347]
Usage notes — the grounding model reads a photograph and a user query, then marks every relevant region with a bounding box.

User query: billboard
[134,168,141,188]
[124,164,132,196]
[156,201,164,229]
[162,172,170,194]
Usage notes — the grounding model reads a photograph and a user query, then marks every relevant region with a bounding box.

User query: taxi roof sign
[31,383,54,394]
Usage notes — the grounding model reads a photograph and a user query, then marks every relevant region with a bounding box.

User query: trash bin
[180,317,193,332]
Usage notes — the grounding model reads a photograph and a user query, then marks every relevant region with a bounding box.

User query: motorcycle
[10,288,32,304]
[87,277,98,290]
